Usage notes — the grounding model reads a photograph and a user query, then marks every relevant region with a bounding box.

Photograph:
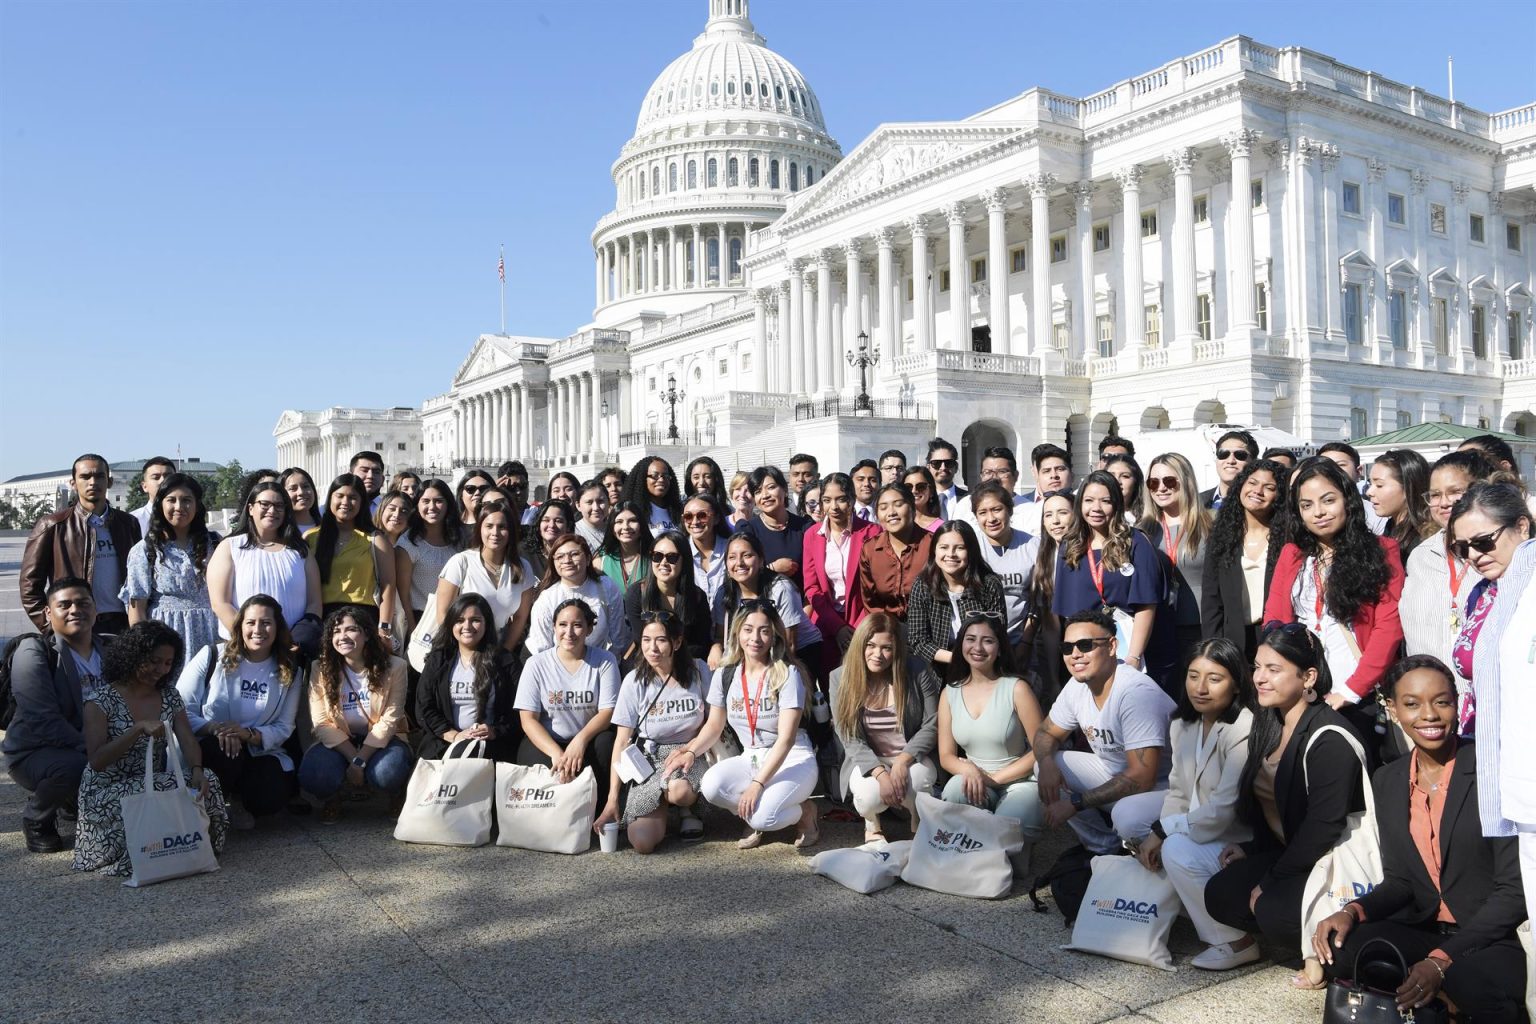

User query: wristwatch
[351,755,367,768]
[1068,791,1085,811]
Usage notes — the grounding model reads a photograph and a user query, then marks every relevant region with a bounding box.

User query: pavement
[0,530,1330,1024]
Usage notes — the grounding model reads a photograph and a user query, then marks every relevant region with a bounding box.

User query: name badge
[1119,563,1135,577]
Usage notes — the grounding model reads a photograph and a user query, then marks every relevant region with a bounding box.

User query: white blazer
[1159,707,1253,846]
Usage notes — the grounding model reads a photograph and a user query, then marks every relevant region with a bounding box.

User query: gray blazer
[830,656,940,800]
[2,633,105,767]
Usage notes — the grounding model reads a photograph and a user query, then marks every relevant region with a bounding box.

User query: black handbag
[1322,937,1448,1024]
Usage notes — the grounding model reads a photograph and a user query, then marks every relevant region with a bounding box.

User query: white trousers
[702,746,817,833]
[1160,832,1246,946]
[848,757,937,828]
[1055,750,1167,854]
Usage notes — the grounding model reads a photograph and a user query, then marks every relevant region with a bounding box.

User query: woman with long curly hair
[622,456,683,533]
[299,607,413,822]
[521,497,575,580]
[1263,457,1405,747]
[123,472,221,660]
[1202,459,1289,661]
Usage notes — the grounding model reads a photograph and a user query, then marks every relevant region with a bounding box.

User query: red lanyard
[1161,515,1182,568]
[1446,552,1466,605]
[1087,547,1107,605]
[741,666,767,743]
[1311,558,1327,632]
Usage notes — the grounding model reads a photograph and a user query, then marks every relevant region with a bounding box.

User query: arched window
[651,166,660,195]
[639,172,646,199]
[805,166,815,186]
[708,238,720,284]
[789,162,799,191]
[707,158,718,188]
[687,160,697,189]
[748,157,759,187]
[729,238,742,279]
[769,159,780,189]
[669,163,678,192]
[726,80,736,96]
[727,157,739,187]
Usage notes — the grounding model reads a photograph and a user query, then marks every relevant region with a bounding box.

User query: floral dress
[122,538,222,663]
[74,685,229,877]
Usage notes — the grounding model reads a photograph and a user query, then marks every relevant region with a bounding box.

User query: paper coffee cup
[600,822,619,853]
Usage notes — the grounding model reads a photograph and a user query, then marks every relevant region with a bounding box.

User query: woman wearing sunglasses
[623,530,712,665]
[1204,622,1367,986]
[622,456,684,533]
[681,494,730,607]
[525,534,628,658]
[595,500,653,591]
[1263,458,1405,749]
[595,611,710,851]
[1400,450,1495,706]
[455,471,496,528]
[1202,459,1288,663]
[902,466,945,534]
[906,521,1005,671]
[1139,453,1212,665]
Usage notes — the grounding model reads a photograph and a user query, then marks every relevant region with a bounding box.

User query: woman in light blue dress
[123,473,221,662]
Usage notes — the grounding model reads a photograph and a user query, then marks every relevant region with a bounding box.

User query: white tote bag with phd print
[901,792,1023,899]
[494,763,596,854]
[1298,724,1383,962]
[405,593,441,673]
[121,726,220,888]
[1064,854,1183,971]
[811,839,913,895]
[393,738,496,847]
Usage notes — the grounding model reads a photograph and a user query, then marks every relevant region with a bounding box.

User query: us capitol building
[275,0,1536,485]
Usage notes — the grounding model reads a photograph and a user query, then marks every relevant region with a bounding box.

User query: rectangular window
[1251,178,1264,208]
[741,352,752,372]
[1341,181,1361,216]
[396,442,406,451]
[1397,410,1413,430]
[1472,304,1487,359]
[939,269,950,293]
[1140,210,1158,238]
[1050,234,1067,263]
[648,377,656,392]
[1351,407,1368,439]
[1430,203,1447,234]
[1052,322,1070,351]
[1478,416,1491,430]
[1093,222,1110,252]
[1009,247,1027,273]
[1144,305,1161,349]
[1196,294,1213,340]
[718,357,729,376]
[1432,297,1448,354]
[1509,223,1523,252]
[1390,290,1408,349]
[971,256,986,283]
[1470,213,1486,244]
[1387,193,1405,225]
[905,277,913,301]
[1096,314,1114,358]
[1343,284,1363,343]
[1512,312,1526,360]
[1193,195,1209,224]
[1256,284,1269,331]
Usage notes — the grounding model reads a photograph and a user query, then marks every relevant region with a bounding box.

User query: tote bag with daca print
[122,726,220,888]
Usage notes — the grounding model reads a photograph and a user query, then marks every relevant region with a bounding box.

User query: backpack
[0,634,59,728]
[1028,842,1130,926]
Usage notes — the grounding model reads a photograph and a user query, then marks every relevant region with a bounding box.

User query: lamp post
[664,373,686,441]
[847,331,879,413]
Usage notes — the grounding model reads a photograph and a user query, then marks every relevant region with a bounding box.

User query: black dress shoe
[22,819,66,853]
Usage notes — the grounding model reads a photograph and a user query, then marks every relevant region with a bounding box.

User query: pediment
[1468,274,1496,294]
[1508,282,1533,303]
[1385,257,1419,279]
[1428,266,1459,286]
[453,335,509,386]
[1339,249,1374,269]
[273,410,304,433]
[779,124,1025,227]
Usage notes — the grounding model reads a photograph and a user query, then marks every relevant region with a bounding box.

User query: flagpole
[498,244,507,336]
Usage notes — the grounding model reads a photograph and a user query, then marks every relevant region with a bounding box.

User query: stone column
[1025,174,1055,356]
[876,228,896,359]
[509,385,522,458]
[492,389,504,463]
[788,262,806,394]
[1223,130,1261,330]
[666,227,678,290]
[544,385,555,460]
[1320,145,1343,341]
[1115,166,1144,350]
[716,221,728,284]
[1166,147,1198,344]
[1366,158,1388,358]
[594,250,603,307]
[945,202,968,349]
[1071,181,1097,360]
[753,290,771,392]
[908,216,932,351]
[581,373,594,453]
[594,371,606,456]
[776,282,791,391]
[983,188,1010,356]
[815,250,834,392]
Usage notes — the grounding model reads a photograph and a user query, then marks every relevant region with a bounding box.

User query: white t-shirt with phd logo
[1046,662,1174,785]
[449,659,479,730]
[705,663,812,752]
[514,647,620,743]
[611,662,710,745]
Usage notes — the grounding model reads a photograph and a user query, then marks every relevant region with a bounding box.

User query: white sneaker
[1190,941,1262,971]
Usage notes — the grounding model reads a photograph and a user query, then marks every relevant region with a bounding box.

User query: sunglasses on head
[1450,526,1508,561]
[961,610,1004,623]
[650,550,682,566]
[1060,636,1114,655]
[1216,448,1252,462]
[737,598,773,614]
[639,610,677,624]
[1260,620,1316,648]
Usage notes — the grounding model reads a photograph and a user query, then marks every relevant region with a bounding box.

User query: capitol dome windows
[728,157,739,187]
[669,163,678,192]
[805,166,816,186]
[775,84,783,101]
[789,162,799,191]
[759,82,768,98]
[748,157,759,187]
[711,80,720,97]
[687,160,698,189]
[729,238,742,279]
[727,80,736,96]
[770,159,780,189]
[707,158,718,187]
[639,172,646,199]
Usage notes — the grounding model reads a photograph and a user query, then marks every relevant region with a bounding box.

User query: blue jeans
[299,737,414,798]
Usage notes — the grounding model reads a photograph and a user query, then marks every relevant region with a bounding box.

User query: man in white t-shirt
[1033,609,1175,854]
[130,456,176,536]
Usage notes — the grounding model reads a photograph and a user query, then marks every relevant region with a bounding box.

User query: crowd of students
[7,432,1536,1015]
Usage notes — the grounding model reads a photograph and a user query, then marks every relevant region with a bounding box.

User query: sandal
[737,829,765,850]
[1291,959,1327,990]
[864,828,887,844]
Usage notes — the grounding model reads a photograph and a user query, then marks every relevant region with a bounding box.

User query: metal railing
[792,397,932,421]
[618,428,716,448]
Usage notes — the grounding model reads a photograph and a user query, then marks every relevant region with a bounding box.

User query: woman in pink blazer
[803,473,880,665]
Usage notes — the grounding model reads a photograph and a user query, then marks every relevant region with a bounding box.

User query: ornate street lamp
[847,331,880,413]
[664,373,686,441]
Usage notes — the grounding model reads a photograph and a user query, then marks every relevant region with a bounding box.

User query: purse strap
[1302,723,1377,821]
[632,675,671,739]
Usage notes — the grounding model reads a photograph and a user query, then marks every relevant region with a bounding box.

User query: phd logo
[505,786,557,808]
[929,828,985,853]
[421,783,461,806]
[662,698,697,716]
[1091,896,1161,922]
[240,679,269,698]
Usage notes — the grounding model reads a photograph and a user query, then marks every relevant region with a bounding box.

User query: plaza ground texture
[0,531,1327,1024]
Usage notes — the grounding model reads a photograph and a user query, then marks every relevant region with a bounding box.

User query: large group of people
[8,433,1536,1017]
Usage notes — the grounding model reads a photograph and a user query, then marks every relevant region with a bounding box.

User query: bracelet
[1425,957,1447,982]
[748,779,764,789]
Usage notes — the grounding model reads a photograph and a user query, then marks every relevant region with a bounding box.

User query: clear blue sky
[2,0,1531,481]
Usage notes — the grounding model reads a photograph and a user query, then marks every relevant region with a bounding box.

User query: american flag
[497,252,505,282]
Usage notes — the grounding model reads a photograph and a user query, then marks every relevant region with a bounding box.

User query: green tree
[0,494,55,530]
[203,459,246,511]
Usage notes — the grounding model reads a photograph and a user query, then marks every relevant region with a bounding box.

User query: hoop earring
[1303,686,1319,704]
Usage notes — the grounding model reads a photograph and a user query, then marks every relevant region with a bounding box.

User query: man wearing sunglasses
[1032,609,1174,854]
[1199,430,1259,511]
[1096,435,1136,470]
[926,437,967,518]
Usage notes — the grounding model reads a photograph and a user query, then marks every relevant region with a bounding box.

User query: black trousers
[7,748,86,825]
[1205,850,1310,961]
[516,730,615,806]
[1325,920,1528,1024]
[199,737,296,816]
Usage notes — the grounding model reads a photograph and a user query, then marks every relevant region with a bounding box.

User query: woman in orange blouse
[856,483,933,624]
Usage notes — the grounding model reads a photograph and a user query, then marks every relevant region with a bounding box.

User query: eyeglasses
[929,459,958,470]
[880,462,905,472]
[650,551,682,566]
[553,549,586,563]
[1060,637,1114,655]
[1450,526,1508,561]
[1147,476,1179,492]
[1216,449,1252,462]
[1424,488,1467,508]
[803,499,821,511]
[251,500,283,514]
[645,472,670,483]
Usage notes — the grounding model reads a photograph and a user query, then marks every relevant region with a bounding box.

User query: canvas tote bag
[393,738,496,847]
[494,763,596,854]
[810,839,913,895]
[122,725,220,888]
[1064,854,1183,971]
[1299,724,1383,963]
[901,792,1023,899]
[406,593,441,673]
